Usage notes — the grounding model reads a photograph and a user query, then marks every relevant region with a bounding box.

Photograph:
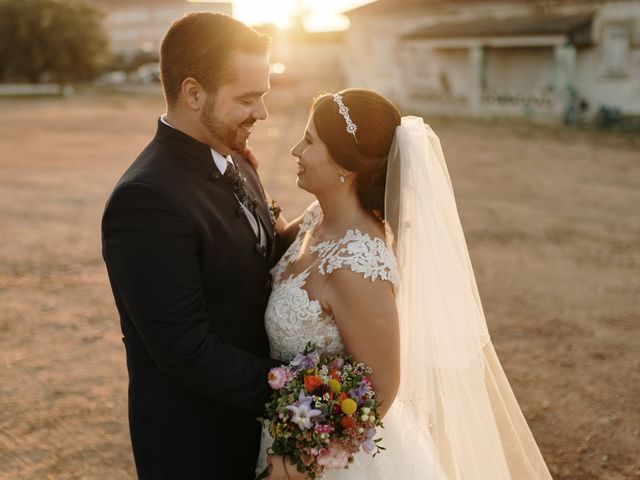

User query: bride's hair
[312,88,401,220]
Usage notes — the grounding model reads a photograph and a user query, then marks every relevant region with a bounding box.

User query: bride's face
[291,113,342,194]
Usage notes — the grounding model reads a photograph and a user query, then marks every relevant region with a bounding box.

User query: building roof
[402,13,593,43]
[345,0,540,16]
[90,0,229,8]
[286,29,346,45]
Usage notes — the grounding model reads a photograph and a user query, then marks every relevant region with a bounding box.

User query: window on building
[601,23,630,77]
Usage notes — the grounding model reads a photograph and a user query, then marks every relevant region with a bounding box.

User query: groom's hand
[265,455,307,480]
[242,146,259,171]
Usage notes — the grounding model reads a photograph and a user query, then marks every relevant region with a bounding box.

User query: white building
[269,28,346,95]
[91,0,232,56]
[343,0,640,120]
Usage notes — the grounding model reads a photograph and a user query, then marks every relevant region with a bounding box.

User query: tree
[0,0,109,83]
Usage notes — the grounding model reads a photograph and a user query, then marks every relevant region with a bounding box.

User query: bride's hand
[242,146,259,170]
[264,454,307,479]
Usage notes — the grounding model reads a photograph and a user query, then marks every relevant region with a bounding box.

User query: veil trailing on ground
[383,116,552,479]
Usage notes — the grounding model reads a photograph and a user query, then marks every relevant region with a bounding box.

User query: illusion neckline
[306,204,385,251]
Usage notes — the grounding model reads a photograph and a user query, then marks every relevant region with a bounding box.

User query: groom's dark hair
[160,12,271,106]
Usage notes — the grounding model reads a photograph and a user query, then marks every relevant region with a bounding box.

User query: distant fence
[0,83,75,97]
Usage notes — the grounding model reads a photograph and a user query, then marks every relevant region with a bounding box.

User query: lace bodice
[265,201,399,361]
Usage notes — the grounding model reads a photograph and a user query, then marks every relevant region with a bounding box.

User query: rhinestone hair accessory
[332,93,358,142]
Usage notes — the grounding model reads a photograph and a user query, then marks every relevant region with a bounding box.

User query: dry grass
[0,91,638,479]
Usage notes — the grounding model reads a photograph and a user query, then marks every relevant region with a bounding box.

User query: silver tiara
[332,93,358,142]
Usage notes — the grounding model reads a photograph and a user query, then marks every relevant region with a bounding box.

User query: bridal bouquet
[257,343,384,479]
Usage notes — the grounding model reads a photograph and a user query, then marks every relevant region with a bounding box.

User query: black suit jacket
[102,120,281,479]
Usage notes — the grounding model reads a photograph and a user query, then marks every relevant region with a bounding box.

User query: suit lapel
[233,155,275,239]
[232,154,278,262]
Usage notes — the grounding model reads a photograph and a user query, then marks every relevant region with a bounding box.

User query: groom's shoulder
[103,139,182,215]
[117,137,172,186]
[112,133,197,195]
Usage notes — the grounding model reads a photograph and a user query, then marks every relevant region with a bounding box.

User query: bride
[257,88,552,479]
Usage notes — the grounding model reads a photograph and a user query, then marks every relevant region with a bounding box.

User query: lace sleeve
[299,201,322,234]
[311,229,400,287]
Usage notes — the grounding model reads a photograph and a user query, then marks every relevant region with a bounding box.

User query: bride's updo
[312,88,401,220]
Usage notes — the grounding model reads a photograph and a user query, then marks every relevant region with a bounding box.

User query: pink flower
[317,444,350,469]
[328,357,345,371]
[315,424,334,434]
[268,367,293,390]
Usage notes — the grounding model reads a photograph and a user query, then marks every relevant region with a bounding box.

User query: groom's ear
[180,77,204,112]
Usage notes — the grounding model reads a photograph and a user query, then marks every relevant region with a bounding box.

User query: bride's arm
[276,213,304,247]
[322,271,400,418]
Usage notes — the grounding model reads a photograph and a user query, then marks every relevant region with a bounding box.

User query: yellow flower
[329,379,342,393]
[341,398,357,416]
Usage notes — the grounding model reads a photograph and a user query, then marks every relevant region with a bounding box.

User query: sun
[232,0,298,29]
[231,0,375,31]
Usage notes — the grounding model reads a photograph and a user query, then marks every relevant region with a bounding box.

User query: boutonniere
[268,199,281,227]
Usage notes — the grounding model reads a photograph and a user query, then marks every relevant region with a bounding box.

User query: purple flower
[286,391,322,430]
[363,427,377,454]
[348,384,370,404]
[290,351,320,371]
[363,439,376,454]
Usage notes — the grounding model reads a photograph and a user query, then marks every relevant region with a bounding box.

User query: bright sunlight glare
[231,0,375,31]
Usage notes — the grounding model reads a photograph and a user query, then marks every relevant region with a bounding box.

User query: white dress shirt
[160,115,266,248]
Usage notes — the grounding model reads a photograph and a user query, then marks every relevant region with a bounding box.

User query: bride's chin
[295,178,308,191]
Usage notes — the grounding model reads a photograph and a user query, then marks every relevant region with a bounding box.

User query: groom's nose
[253,97,268,121]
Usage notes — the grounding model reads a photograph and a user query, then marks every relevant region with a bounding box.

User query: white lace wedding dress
[256,201,445,479]
[255,117,552,479]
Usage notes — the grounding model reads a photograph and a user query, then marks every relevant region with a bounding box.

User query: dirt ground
[0,91,638,480]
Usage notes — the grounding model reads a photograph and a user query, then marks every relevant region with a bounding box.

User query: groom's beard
[200,98,252,152]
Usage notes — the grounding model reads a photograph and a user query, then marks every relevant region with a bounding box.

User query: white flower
[286,392,322,430]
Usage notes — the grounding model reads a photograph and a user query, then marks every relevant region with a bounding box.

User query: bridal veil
[383,116,552,479]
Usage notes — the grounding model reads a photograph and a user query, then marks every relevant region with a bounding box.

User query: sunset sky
[230,0,375,31]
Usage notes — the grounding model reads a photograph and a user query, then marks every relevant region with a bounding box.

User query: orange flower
[340,416,356,429]
[304,375,323,393]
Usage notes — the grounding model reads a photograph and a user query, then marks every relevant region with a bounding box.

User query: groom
[102,13,283,479]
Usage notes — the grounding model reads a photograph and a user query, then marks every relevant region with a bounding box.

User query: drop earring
[339,175,345,184]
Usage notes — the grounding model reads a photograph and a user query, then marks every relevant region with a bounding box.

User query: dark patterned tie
[222,160,257,215]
